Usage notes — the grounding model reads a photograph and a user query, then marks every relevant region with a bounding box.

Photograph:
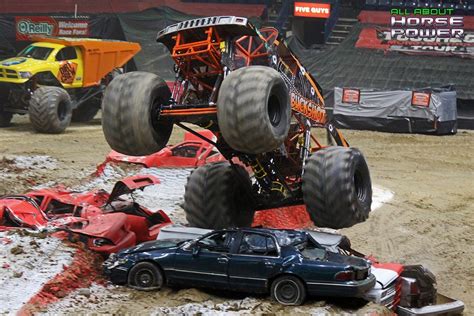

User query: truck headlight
[19,72,32,79]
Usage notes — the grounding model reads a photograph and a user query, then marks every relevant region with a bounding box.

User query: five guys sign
[294,2,331,19]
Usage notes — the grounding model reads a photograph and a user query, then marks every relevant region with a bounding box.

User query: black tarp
[333,87,458,135]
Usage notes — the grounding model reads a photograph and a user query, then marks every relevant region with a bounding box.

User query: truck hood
[0,57,49,72]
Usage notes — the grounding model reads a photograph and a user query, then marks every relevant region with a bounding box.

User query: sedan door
[170,231,235,289]
[228,233,282,292]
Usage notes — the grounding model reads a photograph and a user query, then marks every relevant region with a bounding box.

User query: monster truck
[0,37,140,133]
[101,16,373,229]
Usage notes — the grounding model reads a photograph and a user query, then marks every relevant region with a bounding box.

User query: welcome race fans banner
[15,16,89,40]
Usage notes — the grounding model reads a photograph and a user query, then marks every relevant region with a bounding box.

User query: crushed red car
[0,175,172,254]
[100,131,226,170]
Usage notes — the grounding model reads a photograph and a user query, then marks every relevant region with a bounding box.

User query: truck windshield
[18,45,53,60]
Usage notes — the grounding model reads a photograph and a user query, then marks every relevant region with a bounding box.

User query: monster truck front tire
[217,66,291,154]
[29,86,73,133]
[302,147,372,229]
[101,72,173,156]
[0,108,12,127]
[183,162,254,229]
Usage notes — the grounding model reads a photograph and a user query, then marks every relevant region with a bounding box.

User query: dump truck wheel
[102,72,173,156]
[29,86,73,134]
[72,98,100,122]
[217,66,291,154]
[302,147,372,229]
[0,109,12,127]
[183,162,254,229]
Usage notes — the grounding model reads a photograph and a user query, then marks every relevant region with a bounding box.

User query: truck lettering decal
[290,92,326,123]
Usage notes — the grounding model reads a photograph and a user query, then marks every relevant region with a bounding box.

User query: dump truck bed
[32,37,141,87]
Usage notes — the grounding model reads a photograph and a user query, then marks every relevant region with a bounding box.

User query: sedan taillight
[335,270,355,281]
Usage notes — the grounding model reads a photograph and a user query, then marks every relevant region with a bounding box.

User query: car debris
[104,228,376,305]
[152,225,464,315]
[100,131,226,170]
[0,175,172,254]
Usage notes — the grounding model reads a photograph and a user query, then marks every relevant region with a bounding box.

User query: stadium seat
[365,0,378,9]
[417,0,431,8]
[391,0,404,7]
[378,0,391,9]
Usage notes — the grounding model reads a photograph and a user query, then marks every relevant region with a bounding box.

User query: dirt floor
[0,115,473,314]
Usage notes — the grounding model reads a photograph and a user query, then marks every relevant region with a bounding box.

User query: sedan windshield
[18,45,53,60]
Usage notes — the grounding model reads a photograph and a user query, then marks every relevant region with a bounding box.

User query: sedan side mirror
[192,244,201,256]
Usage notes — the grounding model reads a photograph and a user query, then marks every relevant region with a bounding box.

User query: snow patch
[372,186,394,211]
[0,232,73,314]
[154,297,273,315]
[13,156,58,170]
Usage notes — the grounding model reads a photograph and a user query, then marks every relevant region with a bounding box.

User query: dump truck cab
[0,41,84,88]
[0,37,140,133]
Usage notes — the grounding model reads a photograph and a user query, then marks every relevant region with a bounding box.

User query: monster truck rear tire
[71,98,100,122]
[0,109,12,127]
[29,86,73,134]
[217,66,291,154]
[183,162,254,229]
[101,72,173,156]
[302,147,372,229]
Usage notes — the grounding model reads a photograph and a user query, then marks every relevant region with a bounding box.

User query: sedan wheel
[271,275,306,305]
[128,262,163,291]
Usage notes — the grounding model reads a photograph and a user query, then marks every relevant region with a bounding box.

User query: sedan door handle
[264,260,275,267]
[217,257,228,264]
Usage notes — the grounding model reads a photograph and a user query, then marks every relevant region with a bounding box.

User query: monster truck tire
[71,98,100,122]
[102,72,173,156]
[29,86,73,134]
[302,147,372,229]
[183,162,254,229]
[0,108,12,127]
[217,66,290,154]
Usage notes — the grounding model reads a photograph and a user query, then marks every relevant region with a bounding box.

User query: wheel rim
[268,94,282,127]
[57,101,68,121]
[276,280,298,303]
[134,268,155,288]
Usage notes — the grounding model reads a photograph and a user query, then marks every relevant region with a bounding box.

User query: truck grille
[0,68,18,79]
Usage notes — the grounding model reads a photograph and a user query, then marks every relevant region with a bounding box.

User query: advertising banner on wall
[15,16,89,40]
[356,28,474,58]
[294,2,331,19]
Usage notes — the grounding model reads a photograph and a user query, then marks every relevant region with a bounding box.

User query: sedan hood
[325,251,370,269]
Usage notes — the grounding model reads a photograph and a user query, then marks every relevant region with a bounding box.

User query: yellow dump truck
[0,37,140,133]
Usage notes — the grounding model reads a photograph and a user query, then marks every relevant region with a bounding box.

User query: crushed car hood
[66,213,128,244]
[107,175,160,203]
[0,197,49,229]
